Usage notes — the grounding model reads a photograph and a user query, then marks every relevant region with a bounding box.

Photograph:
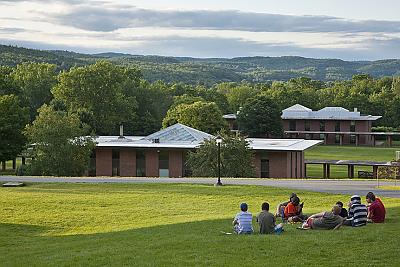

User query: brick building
[282,104,381,145]
[92,123,321,178]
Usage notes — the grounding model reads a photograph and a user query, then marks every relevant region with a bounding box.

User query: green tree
[0,66,19,96]
[237,95,282,137]
[0,94,29,163]
[25,104,95,176]
[12,62,57,120]
[162,101,227,134]
[187,132,255,177]
[52,61,140,135]
[216,82,258,113]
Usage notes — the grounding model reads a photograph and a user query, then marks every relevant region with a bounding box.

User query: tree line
[1,60,400,176]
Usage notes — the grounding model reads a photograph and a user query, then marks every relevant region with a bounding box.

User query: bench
[358,170,374,178]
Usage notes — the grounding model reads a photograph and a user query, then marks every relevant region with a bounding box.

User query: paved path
[1,176,399,198]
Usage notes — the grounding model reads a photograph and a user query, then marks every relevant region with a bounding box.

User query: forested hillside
[1,45,400,85]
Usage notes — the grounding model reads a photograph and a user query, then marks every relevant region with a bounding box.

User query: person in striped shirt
[343,195,368,227]
[233,203,253,234]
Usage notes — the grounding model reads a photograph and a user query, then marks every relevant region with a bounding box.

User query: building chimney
[119,124,124,139]
[354,108,358,112]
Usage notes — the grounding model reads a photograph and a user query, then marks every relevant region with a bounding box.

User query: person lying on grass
[233,203,253,234]
[366,192,386,223]
[284,196,307,223]
[343,195,367,227]
[256,202,283,234]
[275,192,297,218]
[300,205,343,230]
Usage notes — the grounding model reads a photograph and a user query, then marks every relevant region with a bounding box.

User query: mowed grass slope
[0,183,399,266]
[305,145,400,178]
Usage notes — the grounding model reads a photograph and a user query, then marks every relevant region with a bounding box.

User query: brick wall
[356,121,369,144]
[145,150,159,177]
[96,148,112,176]
[341,121,351,144]
[269,152,289,178]
[119,149,136,177]
[169,150,183,177]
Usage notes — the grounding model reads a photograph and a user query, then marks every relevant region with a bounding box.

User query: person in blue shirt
[233,203,253,234]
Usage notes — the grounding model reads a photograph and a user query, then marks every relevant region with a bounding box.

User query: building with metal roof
[282,104,381,121]
[282,104,382,146]
[92,123,321,178]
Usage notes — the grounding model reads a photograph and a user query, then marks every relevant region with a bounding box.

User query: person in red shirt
[366,192,386,223]
[284,196,306,223]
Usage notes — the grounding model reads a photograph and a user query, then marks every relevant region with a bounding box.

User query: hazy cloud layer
[51,6,400,33]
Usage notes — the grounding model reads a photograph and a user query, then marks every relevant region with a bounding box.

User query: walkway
[1,176,399,198]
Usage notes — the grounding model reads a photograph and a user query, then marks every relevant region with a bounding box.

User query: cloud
[0,27,28,34]
[48,5,400,34]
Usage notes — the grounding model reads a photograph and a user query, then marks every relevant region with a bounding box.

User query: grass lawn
[305,145,400,178]
[1,183,399,266]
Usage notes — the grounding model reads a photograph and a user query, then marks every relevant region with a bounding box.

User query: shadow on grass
[1,206,400,266]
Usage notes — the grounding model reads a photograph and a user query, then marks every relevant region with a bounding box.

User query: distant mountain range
[1,44,400,85]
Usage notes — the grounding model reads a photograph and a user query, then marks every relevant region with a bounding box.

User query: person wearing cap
[366,192,386,223]
[301,205,343,230]
[343,195,368,227]
[233,203,253,234]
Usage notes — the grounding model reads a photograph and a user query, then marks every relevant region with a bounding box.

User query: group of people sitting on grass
[232,191,386,234]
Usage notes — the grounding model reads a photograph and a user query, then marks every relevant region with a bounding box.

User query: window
[335,121,341,132]
[289,120,296,131]
[261,159,270,178]
[159,151,169,177]
[350,121,355,132]
[304,120,310,131]
[335,134,340,144]
[112,149,120,176]
[305,133,311,140]
[350,134,356,144]
[319,121,325,131]
[136,151,146,177]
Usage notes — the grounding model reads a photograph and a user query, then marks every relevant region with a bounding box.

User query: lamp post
[215,135,223,186]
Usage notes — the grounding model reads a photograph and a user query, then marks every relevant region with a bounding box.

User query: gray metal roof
[282,104,381,121]
[145,123,213,142]
[95,123,322,152]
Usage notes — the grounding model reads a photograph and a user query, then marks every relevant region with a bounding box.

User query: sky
[0,0,399,60]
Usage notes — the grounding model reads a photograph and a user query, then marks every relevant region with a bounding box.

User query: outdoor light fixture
[215,135,223,186]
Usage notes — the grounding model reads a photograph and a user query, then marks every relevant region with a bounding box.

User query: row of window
[289,120,356,132]
[303,133,357,143]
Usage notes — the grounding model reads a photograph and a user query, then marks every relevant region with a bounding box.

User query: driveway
[0,176,399,198]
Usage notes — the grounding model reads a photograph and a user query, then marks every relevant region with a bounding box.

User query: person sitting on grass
[343,195,367,227]
[275,192,297,218]
[366,192,386,223]
[256,202,284,234]
[336,201,348,218]
[233,203,253,234]
[284,196,307,223]
[300,205,343,230]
